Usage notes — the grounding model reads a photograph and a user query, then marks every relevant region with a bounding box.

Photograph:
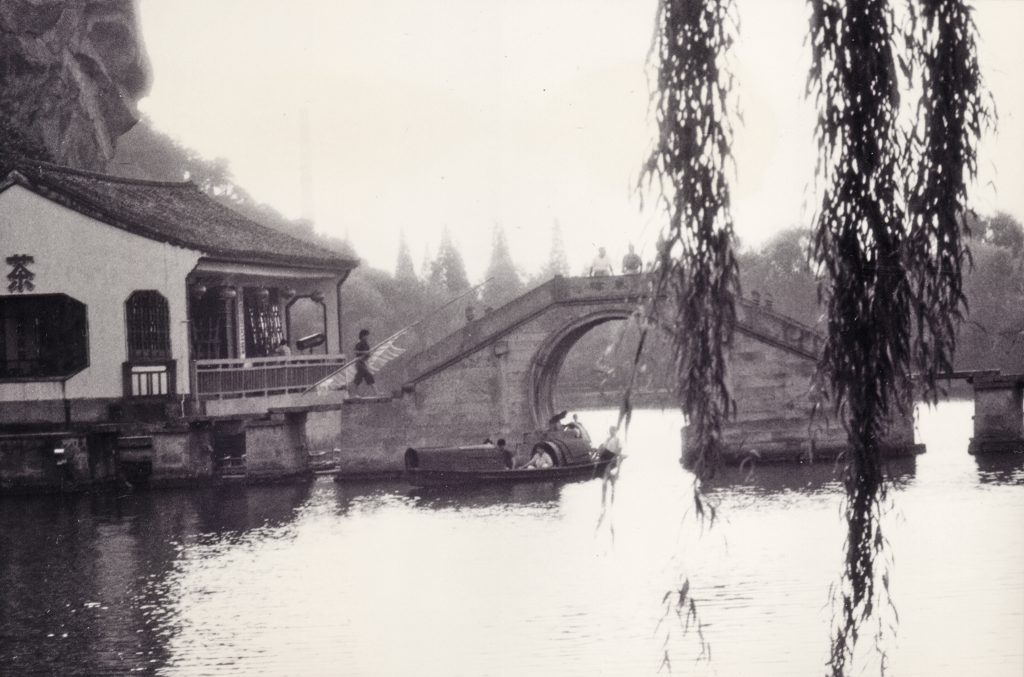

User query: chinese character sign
[6,255,35,293]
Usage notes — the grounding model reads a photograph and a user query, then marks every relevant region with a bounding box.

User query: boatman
[596,426,622,461]
[352,328,379,397]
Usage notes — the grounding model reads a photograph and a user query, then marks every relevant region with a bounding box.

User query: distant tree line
[740,213,1024,375]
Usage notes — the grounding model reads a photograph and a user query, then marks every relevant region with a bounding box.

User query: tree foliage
[483,224,524,307]
[640,0,989,674]
[741,218,1024,375]
[543,220,571,279]
[429,228,471,295]
[640,0,740,487]
[971,211,1024,256]
[806,0,988,671]
[904,0,989,404]
[0,107,53,162]
[738,228,821,327]
[395,230,418,283]
[806,3,911,666]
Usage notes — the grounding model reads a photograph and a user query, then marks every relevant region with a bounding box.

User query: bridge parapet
[552,274,649,304]
[399,274,826,387]
[401,275,648,385]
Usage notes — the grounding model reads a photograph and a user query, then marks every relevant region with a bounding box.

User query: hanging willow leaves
[807,0,988,674]
[639,0,740,489]
[635,0,986,672]
[807,0,908,669]
[905,0,990,404]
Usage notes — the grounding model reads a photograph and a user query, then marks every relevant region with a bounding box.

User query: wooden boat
[403,416,617,488]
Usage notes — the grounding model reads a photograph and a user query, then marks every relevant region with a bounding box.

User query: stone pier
[968,374,1024,454]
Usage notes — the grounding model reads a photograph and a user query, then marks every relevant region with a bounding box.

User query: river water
[1,401,1021,676]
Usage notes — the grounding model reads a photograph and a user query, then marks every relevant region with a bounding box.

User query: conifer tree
[420,243,435,287]
[543,220,571,279]
[429,228,471,295]
[395,229,417,283]
[483,224,523,307]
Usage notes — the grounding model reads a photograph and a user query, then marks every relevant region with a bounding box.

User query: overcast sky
[136,0,1024,280]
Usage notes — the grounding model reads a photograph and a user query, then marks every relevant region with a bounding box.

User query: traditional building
[0,161,357,491]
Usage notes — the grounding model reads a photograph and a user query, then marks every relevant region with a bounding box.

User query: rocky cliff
[0,0,149,169]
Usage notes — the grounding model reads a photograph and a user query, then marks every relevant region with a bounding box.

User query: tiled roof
[0,160,358,271]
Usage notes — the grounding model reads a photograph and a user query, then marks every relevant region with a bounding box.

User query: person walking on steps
[352,328,379,397]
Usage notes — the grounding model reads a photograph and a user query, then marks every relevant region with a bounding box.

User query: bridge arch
[390,275,898,463]
[527,305,638,427]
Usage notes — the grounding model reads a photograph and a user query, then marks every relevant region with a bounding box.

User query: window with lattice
[0,294,88,379]
[125,291,171,361]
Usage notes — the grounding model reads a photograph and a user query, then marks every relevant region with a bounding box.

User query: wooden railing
[192,354,347,399]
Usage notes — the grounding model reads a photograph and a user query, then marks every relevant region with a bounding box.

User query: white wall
[0,185,201,401]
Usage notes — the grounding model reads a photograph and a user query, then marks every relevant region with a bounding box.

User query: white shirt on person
[590,254,614,276]
[602,434,622,455]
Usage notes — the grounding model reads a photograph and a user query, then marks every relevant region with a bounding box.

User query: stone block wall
[0,434,88,492]
[148,429,208,484]
[336,399,412,474]
[244,419,308,479]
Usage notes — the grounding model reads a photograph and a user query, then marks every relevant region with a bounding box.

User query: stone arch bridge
[336,275,917,471]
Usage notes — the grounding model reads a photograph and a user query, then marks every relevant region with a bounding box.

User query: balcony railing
[192,354,348,399]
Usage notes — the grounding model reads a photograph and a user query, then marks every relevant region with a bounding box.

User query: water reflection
[408,482,563,510]
[705,456,918,499]
[973,451,1024,485]
[0,484,314,675]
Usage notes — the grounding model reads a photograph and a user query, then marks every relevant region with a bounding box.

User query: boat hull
[404,459,614,488]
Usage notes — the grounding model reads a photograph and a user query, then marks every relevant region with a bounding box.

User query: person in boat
[351,328,379,397]
[594,426,622,461]
[564,413,590,441]
[496,438,513,469]
[521,445,554,470]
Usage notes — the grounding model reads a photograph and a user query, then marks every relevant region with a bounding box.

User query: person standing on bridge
[589,246,614,277]
[351,328,379,397]
[621,244,642,275]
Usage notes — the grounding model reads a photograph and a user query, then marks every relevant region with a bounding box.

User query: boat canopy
[404,444,513,472]
[521,429,594,466]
